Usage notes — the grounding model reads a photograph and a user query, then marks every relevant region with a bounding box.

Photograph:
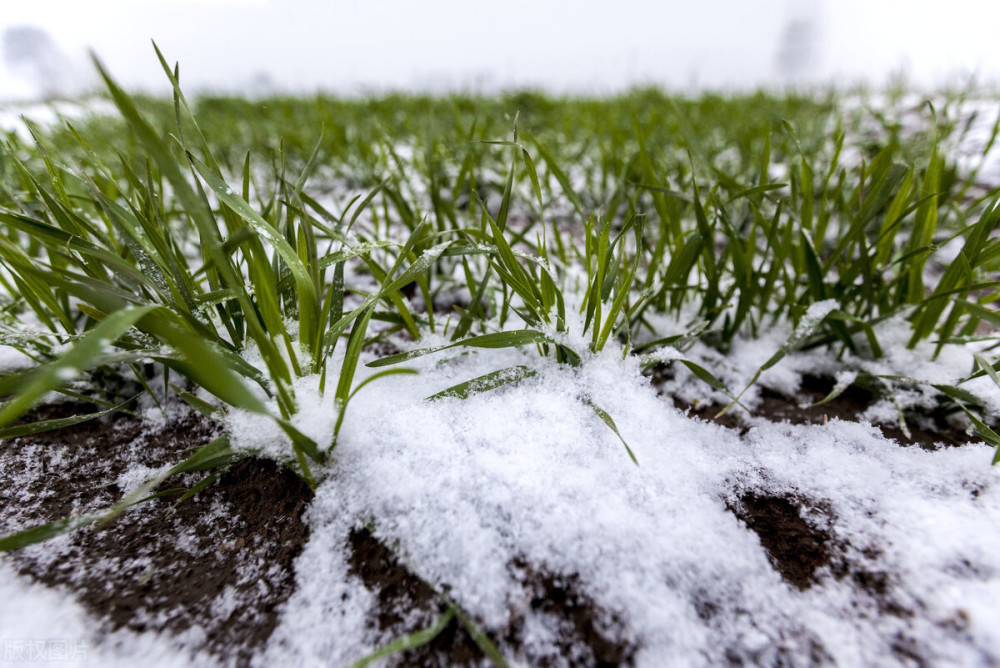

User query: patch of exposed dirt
[347,526,485,666]
[5,401,637,667]
[0,405,313,666]
[726,490,915,623]
[2,390,980,667]
[346,527,637,667]
[727,492,834,591]
[656,371,982,449]
[1,403,214,525]
[679,398,748,433]
[506,558,636,667]
[758,375,977,450]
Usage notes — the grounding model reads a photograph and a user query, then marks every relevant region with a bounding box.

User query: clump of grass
[1,47,999,555]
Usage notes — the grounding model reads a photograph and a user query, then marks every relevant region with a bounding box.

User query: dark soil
[756,376,975,450]
[347,526,485,666]
[661,372,982,450]
[727,492,833,591]
[0,405,313,667]
[346,527,636,667]
[3,399,636,667]
[726,490,915,616]
[506,558,636,667]
[725,490,927,666]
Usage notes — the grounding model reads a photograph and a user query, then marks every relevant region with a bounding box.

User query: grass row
[1,50,999,556]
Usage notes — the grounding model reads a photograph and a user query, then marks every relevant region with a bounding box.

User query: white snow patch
[258,341,1000,666]
[0,560,211,667]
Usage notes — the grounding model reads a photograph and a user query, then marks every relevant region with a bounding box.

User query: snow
[0,562,209,667]
[252,330,1000,666]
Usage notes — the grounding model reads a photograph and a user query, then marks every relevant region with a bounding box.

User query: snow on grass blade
[972,352,1000,388]
[718,300,839,417]
[426,365,536,401]
[806,372,860,408]
[367,330,554,367]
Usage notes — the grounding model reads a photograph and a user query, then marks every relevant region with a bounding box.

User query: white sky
[1,0,1000,99]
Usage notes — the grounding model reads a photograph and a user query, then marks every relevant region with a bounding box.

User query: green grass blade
[427,365,535,401]
[348,610,456,668]
[367,329,553,367]
[0,306,156,428]
[0,396,137,439]
[585,396,638,465]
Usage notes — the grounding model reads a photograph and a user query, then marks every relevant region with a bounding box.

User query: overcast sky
[1,0,999,100]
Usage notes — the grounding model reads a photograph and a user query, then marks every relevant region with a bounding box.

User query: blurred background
[1,0,999,101]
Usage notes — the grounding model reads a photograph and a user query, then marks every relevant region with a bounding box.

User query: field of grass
[1,52,1000,666]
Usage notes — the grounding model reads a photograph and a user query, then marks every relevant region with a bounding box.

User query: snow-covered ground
[2,311,999,666]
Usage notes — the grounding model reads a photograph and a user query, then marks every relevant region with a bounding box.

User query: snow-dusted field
[1,88,1000,666]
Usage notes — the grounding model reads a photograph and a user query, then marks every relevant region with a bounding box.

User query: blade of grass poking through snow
[347,368,419,402]
[718,300,839,417]
[0,306,155,428]
[972,352,1000,388]
[957,406,1000,464]
[427,365,536,401]
[439,593,510,668]
[807,372,860,408]
[331,304,375,446]
[677,359,733,397]
[585,397,639,465]
[348,610,456,668]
